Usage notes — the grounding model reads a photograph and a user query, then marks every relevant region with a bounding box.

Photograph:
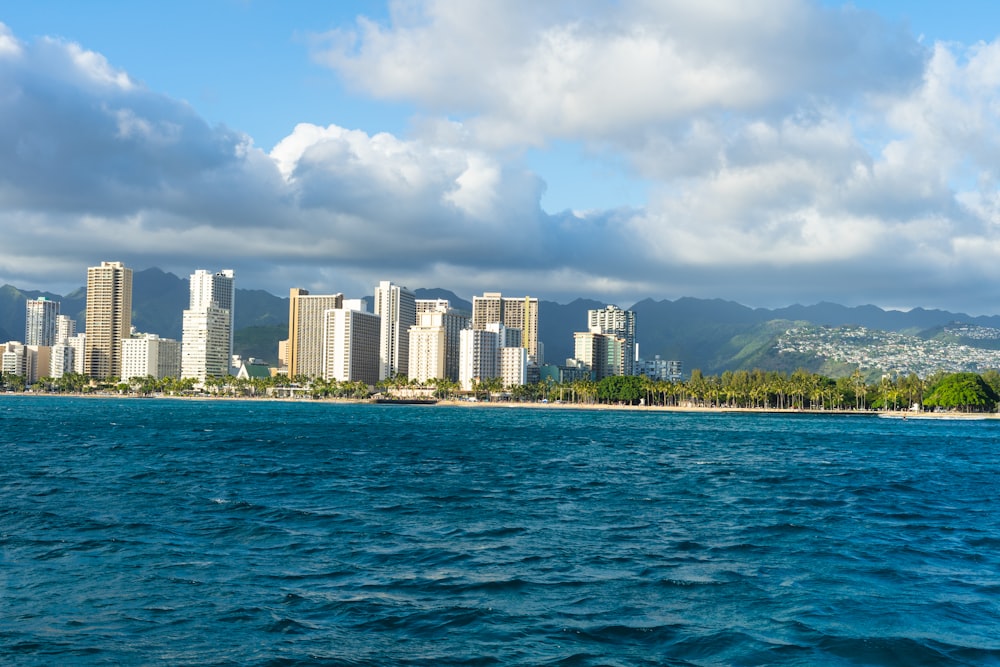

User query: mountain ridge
[3,268,998,373]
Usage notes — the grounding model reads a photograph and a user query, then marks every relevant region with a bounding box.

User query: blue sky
[3,1,1000,313]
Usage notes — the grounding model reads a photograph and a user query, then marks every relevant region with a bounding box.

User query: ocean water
[2,397,1000,666]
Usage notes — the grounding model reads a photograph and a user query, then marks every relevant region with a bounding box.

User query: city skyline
[4,3,1000,314]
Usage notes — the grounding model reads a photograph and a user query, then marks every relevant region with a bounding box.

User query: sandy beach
[5,391,999,418]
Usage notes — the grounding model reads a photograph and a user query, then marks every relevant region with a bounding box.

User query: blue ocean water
[2,397,1000,666]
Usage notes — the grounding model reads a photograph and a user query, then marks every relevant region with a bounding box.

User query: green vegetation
[4,367,999,413]
[597,375,646,404]
[234,324,288,364]
[923,372,999,412]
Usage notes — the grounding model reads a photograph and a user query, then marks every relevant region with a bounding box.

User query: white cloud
[4,8,1000,315]
[65,40,134,89]
[0,22,22,58]
[314,0,924,150]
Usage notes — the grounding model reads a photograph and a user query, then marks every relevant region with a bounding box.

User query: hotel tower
[374,281,416,381]
[182,269,235,382]
[25,297,59,347]
[83,261,132,379]
[287,288,343,379]
[471,292,540,363]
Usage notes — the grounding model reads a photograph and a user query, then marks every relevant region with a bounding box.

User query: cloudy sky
[3,1,1000,313]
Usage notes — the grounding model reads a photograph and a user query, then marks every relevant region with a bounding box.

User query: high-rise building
[84,261,132,379]
[471,292,540,363]
[410,300,470,382]
[323,306,380,385]
[499,346,528,388]
[124,334,181,381]
[471,293,503,330]
[408,317,447,384]
[573,330,626,381]
[573,331,608,380]
[25,297,59,346]
[182,269,234,382]
[374,281,416,381]
[416,298,452,315]
[68,333,86,374]
[189,269,235,357]
[55,314,76,345]
[588,305,637,375]
[288,288,343,379]
[49,343,74,379]
[459,327,500,391]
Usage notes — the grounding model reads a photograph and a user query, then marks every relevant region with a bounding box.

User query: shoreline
[4,391,998,418]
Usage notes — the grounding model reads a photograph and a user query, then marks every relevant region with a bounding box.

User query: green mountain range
[4,267,1000,375]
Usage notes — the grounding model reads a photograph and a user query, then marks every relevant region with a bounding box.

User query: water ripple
[2,397,1000,665]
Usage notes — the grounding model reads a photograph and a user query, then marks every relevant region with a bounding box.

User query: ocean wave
[3,398,1000,665]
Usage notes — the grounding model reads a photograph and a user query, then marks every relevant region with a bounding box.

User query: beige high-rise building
[411,300,470,382]
[415,298,452,315]
[287,288,343,379]
[374,281,416,381]
[2,343,49,383]
[471,292,539,363]
[408,317,447,384]
[84,261,132,380]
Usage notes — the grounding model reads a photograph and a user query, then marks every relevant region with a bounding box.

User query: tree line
[2,368,998,412]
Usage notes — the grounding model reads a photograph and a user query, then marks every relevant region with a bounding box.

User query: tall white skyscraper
[25,297,59,346]
[323,305,381,386]
[459,327,500,391]
[374,280,416,381]
[182,269,234,382]
[190,269,235,358]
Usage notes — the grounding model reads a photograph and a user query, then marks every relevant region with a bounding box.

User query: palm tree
[851,368,867,410]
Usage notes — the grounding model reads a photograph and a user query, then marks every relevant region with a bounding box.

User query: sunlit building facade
[374,281,416,381]
[84,261,132,380]
[287,288,343,379]
[25,297,59,347]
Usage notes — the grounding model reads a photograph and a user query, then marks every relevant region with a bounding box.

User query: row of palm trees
[6,367,998,411]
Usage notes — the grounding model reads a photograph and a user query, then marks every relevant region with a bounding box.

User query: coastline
[4,391,998,418]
